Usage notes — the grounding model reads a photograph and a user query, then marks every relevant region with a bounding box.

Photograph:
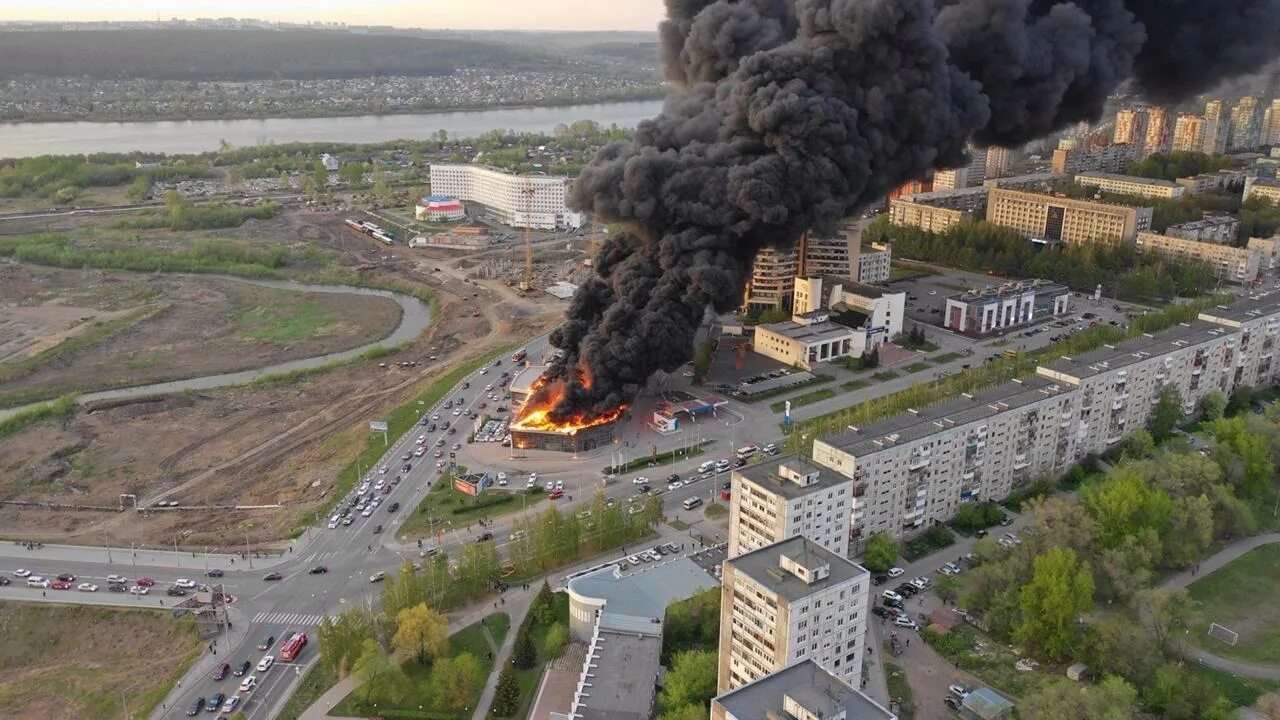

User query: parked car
[894,616,918,630]
[887,567,905,578]
[944,696,963,710]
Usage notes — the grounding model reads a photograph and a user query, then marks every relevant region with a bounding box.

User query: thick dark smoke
[531,0,1280,424]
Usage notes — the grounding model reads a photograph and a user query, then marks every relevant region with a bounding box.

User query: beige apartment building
[427,164,577,230]
[717,536,869,694]
[1114,107,1147,146]
[1073,171,1186,200]
[1245,177,1280,206]
[728,454,853,558]
[1050,143,1141,175]
[745,246,799,313]
[811,295,1280,541]
[1144,106,1170,157]
[986,187,1152,246]
[1136,232,1261,285]
[1166,216,1240,245]
[1171,113,1206,152]
[1249,236,1280,273]
[888,197,971,233]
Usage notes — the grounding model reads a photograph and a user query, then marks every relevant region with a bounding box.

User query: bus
[735,445,759,460]
[279,632,308,662]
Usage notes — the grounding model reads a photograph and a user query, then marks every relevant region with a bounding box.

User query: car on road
[0,577,8,586]
[234,661,251,677]
[387,502,400,513]
[667,479,683,490]
[106,574,127,584]
[167,586,187,597]
[77,583,98,592]
[257,636,274,651]
[309,565,328,574]
[50,580,72,590]
[238,675,257,693]
[207,693,225,713]
[213,662,230,681]
[497,472,507,485]
[1000,515,1014,526]
[257,655,275,672]
[13,569,31,578]
[548,489,564,500]
[186,697,205,715]
[636,484,651,494]
[175,578,196,589]
[633,476,649,485]
[361,506,375,517]
[944,696,963,710]
[887,567,905,578]
[893,616,918,630]
[1003,532,1021,545]
[206,568,224,578]
[55,573,76,582]
[129,585,149,595]
[28,576,50,588]
[477,532,494,542]
[262,572,283,582]
[939,562,962,576]
[948,684,970,698]
[134,576,155,587]
[221,694,241,713]
[370,571,387,583]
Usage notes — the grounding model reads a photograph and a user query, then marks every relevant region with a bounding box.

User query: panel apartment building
[427,163,577,230]
[1073,171,1186,200]
[1136,232,1261,285]
[717,536,870,694]
[712,660,896,720]
[811,295,1280,540]
[986,187,1152,246]
[728,454,854,558]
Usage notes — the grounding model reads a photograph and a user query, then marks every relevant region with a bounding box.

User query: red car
[135,577,155,587]
[213,662,230,681]
[50,580,72,590]
[548,489,564,500]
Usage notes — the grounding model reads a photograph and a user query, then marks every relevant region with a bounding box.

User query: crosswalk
[302,551,341,563]
[252,611,326,626]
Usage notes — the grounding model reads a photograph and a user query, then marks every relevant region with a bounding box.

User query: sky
[0,0,666,32]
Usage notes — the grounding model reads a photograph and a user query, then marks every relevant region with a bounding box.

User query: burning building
[510,372,622,453]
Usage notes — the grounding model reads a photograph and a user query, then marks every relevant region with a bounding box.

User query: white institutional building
[428,163,582,230]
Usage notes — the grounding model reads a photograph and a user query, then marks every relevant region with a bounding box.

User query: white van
[698,460,717,474]
[682,497,704,511]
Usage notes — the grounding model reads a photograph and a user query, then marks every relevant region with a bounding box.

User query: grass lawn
[904,362,932,373]
[841,379,871,392]
[931,352,964,364]
[669,518,691,531]
[1185,662,1280,706]
[235,299,336,343]
[872,370,900,381]
[739,374,836,404]
[334,613,509,720]
[705,502,728,519]
[882,661,917,720]
[1187,543,1280,664]
[496,591,571,720]
[0,603,202,720]
[769,388,837,413]
[399,472,545,540]
[276,663,337,720]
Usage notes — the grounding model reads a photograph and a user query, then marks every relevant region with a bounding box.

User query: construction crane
[518,181,535,292]
[585,222,599,267]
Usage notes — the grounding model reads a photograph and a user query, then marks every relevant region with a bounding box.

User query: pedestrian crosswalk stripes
[252,611,325,626]
[301,550,340,563]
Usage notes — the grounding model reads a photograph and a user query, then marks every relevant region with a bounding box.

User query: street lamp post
[245,524,253,569]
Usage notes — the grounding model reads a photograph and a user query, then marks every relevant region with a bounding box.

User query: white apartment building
[811,296,1280,541]
[857,242,893,284]
[729,454,854,558]
[1073,171,1186,200]
[712,660,896,720]
[427,163,578,230]
[717,536,869,694]
[1136,232,1261,285]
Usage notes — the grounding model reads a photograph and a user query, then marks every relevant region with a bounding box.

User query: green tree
[862,532,898,573]
[1122,428,1156,459]
[1081,616,1161,687]
[391,603,448,665]
[432,652,484,711]
[544,622,568,659]
[1146,663,1231,720]
[316,606,379,678]
[125,175,152,202]
[758,306,789,324]
[372,178,393,204]
[1082,468,1172,550]
[934,574,961,604]
[491,666,521,717]
[353,638,407,705]
[1016,547,1094,661]
[1136,587,1201,655]
[339,161,365,186]
[658,705,708,720]
[312,160,329,191]
[658,650,718,712]
[1225,385,1255,417]
[278,170,291,189]
[1149,388,1185,441]
[1163,495,1214,568]
[1200,390,1228,421]
[511,628,536,669]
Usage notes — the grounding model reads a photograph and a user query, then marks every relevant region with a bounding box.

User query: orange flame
[511,375,625,435]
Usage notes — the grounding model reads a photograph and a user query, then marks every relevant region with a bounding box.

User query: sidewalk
[0,538,314,571]
[147,605,251,720]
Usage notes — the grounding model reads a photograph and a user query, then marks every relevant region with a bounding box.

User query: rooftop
[509,364,548,397]
[713,659,897,720]
[728,536,866,603]
[1075,171,1181,188]
[734,454,850,500]
[948,279,1070,304]
[759,319,860,343]
[1197,293,1280,326]
[820,375,1071,457]
[566,559,718,632]
[575,631,662,720]
[1038,320,1231,381]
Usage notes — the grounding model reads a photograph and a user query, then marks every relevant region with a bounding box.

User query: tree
[860,345,881,369]
[1021,676,1138,720]
[278,169,291,189]
[1082,468,1172,550]
[1122,428,1156,459]
[372,178,393,205]
[862,532,898,573]
[125,175,152,202]
[1162,495,1214,568]
[934,574,961,603]
[758,306,789,324]
[1226,385,1255,417]
[391,603,448,665]
[543,622,568,659]
[1149,388,1185,441]
[1146,663,1229,720]
[511,628,536,669]
[1016,547,1094,661]
[658,650,718,712]
[311,161,329,194]
[491,666,521,716]
[658,705,708,720]
[317,606,379,678]
[1025,495,1096,557]
[352,638,407,705]
[339,161,365,186]
[1096,532,1156,602]
[1136,587,1201,655]
[1200,390,1228,421]
[1081,616,1161,687]
[433,652,484,711]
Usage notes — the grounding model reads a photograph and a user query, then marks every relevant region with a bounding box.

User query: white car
[417,435,427,444]
[414,447,426,457]
[882,589,904,603]
[554,480,564,490]
[452,409,462,416]
[378,465,389,474]
[129,585,149,595]
[13,569,31,578]
[175,578,196,589]
[529,473,539,483]
[910,576,931,590]
[257,656,275,672]
[894,616,918,630]
[361,507,375,517]
[667,480,683,490]
[633,476,649,485]
[939,562,962,576]
[526,477,536,489]
[221,695,241,713]
[497,472,508,486]
[239,675,257,693]
[1003,532,1022,545]
[77,583,98,592]
[545,480,555,491]
[106,574,128,584]
[949,684,970,699]
[369,571,386,583]
[626,555,641,566]
[887,567,905,578]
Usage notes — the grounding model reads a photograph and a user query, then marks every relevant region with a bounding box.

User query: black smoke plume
[529,0,1280,424]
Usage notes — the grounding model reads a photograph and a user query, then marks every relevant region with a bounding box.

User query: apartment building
[1263,99,1280,147]
[934,145,988,190]
[1136,232,1260,284]
[1144,106,1171,157]
[729,454,854,558]
[1204,100,1232,155]
[986,188,1152,246]
[857,241,892,284]
[1114,108,1147,146]
[1176,169,1249,195]
[888,197,973,233]
[745,246,799,313]
[799,228,860,279]
[1050,143,1141,175]
[810,297,1280,540]
[711,660,897,720]
[1231,96,1263,151]
[1171,113,1206,153]
[1073,171,1186,200]
[717,536,869,693]
[1245,177,1280,206]
[985,146,1011,180]
[427,164,577,230]
[1249,236,1280,273]
[1165,216,1240,245]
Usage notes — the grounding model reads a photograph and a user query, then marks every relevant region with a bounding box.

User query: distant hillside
[0,29,568,80]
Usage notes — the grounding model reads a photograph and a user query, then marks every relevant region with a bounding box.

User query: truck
[511,349,527,363]
[279,632,308,662]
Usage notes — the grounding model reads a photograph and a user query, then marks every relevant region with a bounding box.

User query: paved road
[0,277,432,423]
[1146,533,1280,680]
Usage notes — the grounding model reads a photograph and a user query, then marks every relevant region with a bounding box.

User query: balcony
[1105,433,1125,445]
[908,456,931,471]
[1014,455,1031,470]
[1111,398,1125,411]
[961,470,976,481]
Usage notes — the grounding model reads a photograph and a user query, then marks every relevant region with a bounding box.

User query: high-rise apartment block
[934,145,988,190]
[729,454,853,558]
[986,187,1152,246]
[1172,113,1206,152]
[745,246,799,313]
[1203,100,1231,155]
[985,146,1011,180]
[1114,107,1147,146]
[1231,96,1263,151]
[717,536,869,693]
[1262,99,1280,147]
[811,295,1280,541]
[1144,106,1171,157]
[712,660,897,720]
[1050,143,1141,175]
[1136,232,1261,285]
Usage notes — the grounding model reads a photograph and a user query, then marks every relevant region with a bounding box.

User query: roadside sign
[369,421,389,432]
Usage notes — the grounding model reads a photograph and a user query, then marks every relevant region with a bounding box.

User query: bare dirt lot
[0,602,201,720]
[0,208,568,548]
[0,263,402,406]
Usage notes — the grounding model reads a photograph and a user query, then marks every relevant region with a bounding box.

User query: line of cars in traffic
[7,569,222,596]
[186,632,308,716]
[328,473,400,529]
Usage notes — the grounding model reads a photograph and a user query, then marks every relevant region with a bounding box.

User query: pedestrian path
[252,610,326,626]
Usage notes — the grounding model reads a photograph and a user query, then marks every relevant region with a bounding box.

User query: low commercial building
[414,195,467,222]
[1073,171,1186,200]
[718,536,870,693]
[1245,176,1280,205]
[1165,216,1240,245]
[711,660,896,720]
[428,163,579,230]
[793,276,905,347]
[729,454,854,558]
[942,280,1071,336]
[753,312,865,371]
[986,187,1152,246]
[1136,232,1260,284]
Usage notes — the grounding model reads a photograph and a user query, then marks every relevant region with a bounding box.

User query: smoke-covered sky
[530,0,1280,425]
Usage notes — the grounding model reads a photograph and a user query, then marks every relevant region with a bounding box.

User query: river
[0,100,665,158]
